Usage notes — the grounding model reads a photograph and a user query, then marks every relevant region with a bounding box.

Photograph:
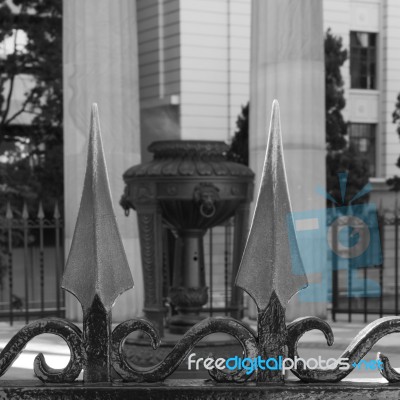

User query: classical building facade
[136,0,251,161]
[324,0,400,180]
[137,0,400,178]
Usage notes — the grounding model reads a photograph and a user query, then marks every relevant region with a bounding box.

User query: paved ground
[0,316,399,381]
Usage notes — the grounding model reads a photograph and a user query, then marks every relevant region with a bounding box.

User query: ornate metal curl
[111,316,257,382]
[0,318,83,383]
[287,316,400,382]
[378,352,400,383]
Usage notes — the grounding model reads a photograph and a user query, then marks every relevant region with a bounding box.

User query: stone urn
[121,140,254,334]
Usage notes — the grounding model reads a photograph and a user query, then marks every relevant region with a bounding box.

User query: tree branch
[1,74,15,125]
[1,30,20,125]
[3,106,27,125]
[3,89,37,125]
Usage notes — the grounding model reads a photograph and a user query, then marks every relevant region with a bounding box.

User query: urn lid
[123,140,254,179]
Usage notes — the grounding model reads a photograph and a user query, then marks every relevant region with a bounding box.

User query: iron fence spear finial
[5,201,12,219]
[235,100,308,383]
[53,201,60,220]
[62,103,134,382]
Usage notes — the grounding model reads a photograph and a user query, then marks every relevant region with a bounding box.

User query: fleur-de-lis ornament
[62,104,134,382]
[236,100,308,382]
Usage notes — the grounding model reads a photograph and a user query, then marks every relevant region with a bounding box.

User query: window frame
[348,123,377,177]
[350,31,377,90]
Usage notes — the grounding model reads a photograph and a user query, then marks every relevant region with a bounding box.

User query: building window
[350,32,377,89]
[348,123,376,176]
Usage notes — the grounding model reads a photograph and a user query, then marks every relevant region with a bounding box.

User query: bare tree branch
[4,105,26,125]
[0,30,19,126]
[1,74,15,125]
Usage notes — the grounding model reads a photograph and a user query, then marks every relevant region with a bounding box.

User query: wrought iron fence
[0,199,235,327]
[0,201,64,325]
[331,208,400,322]
[3,103,400,399]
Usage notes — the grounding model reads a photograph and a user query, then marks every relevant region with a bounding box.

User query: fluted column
[249,0,327,319]
[63,0,143,321]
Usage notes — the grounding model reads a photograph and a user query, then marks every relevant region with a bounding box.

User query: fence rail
[6,200,400,326]
[331,209,400,322]
[0,201,64,325]
[0,201,235,326]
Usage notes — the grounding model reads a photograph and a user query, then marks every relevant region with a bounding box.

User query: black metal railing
[204,218,235,316]
[0,201,64,325]
[330,208,400,322]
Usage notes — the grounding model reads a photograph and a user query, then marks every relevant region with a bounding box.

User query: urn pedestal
[121,141,254,335]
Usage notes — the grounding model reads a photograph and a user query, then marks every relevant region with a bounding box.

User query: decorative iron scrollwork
[287,316,400,383]
[111,317,257,383]
[0,318,83,383]
[378,352,400,383]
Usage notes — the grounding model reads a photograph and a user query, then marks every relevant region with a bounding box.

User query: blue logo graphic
[287,173,383,302]
[351,359,383,371]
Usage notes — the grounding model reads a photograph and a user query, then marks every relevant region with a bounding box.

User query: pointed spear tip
[91,103,99,119]
[22,202,29,220]
[270,99,280,122]
[90,103,99,123]
[5,201,12,219]
[53,201,60,219]
[62,105,134,311]
[235,100,308,310]
[269,99,282,139]
[37,201,44,220]
[89,103,101,146]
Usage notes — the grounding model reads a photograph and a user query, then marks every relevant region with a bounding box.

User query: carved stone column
[249,0,327,319]
[63,0,143,321]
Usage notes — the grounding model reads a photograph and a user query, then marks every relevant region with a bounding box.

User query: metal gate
[0,201,64,324]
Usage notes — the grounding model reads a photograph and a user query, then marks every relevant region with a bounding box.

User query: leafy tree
[0,0,62,300]
[227,103,249,165]
[325,28,347,152]
[228,29,370,206]
[326,144,370,204]
[325,29,370,205]
[0,0,62,213]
